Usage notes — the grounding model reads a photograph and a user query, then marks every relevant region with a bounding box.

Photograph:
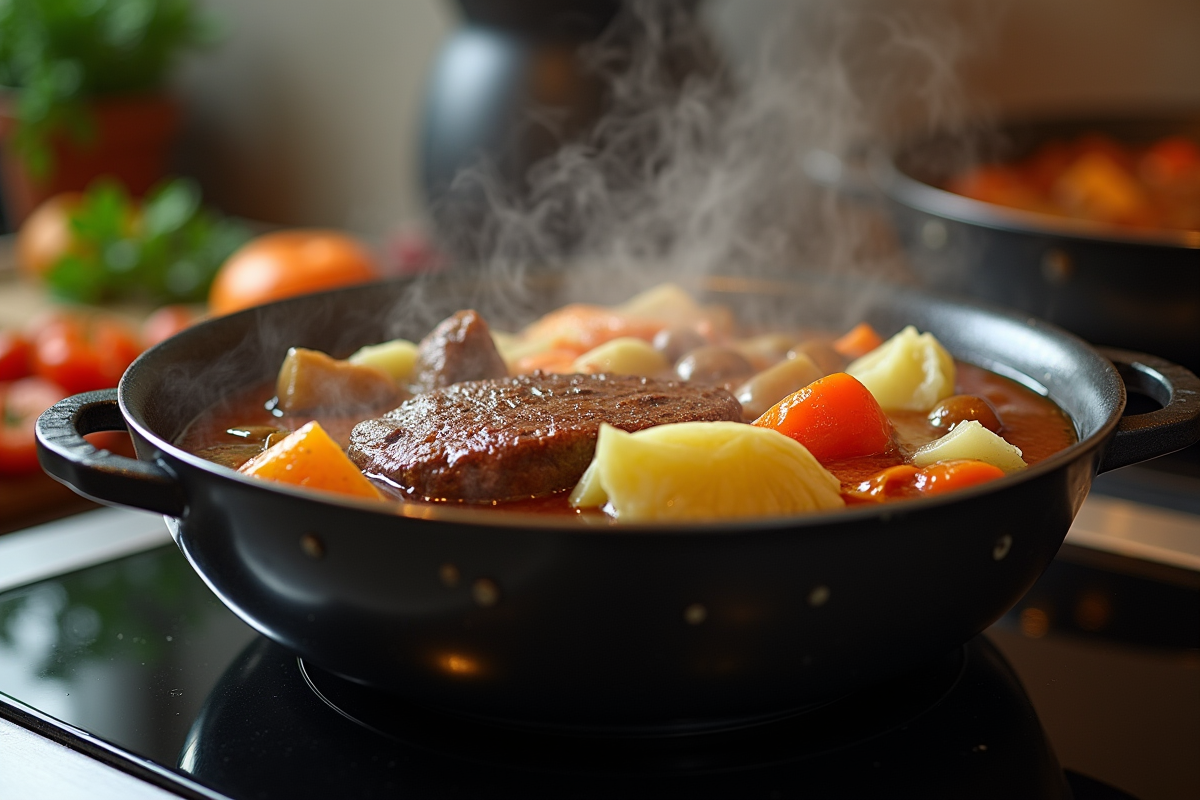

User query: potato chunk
[239,421,384,500]
[569,422,844,521]
[910,420,1027,473]
[846,325,955,411]
[734,352,824,420]
[348,339,419,383]
[573,337,670,376]
[276,347,405,413]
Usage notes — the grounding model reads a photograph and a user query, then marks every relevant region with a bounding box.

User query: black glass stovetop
[0,517,1196,800]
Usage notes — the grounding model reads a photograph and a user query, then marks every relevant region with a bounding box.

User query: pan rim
[116,273,1124,536]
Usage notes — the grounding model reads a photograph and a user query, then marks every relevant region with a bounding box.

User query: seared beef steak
[349,372,743,502]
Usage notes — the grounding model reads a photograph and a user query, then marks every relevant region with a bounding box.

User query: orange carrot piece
[522,304,664,352]
[849,459,1005,503]
[752,372,892,463]
[832,322,884,359]
[914,459,1006,496]
[847,464,921,503]
[513,347,585,375]
[239,420,383,500]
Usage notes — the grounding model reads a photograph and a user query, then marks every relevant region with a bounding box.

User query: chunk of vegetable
[734,352,823,421]
[733,333,796,371]
[848,459,1006,502]
[751,372,892,463]
[569,422,844,521]
[916,459,1008,494]
[833,322,884,360]
[675,346,755,387]
[276,347,404,413]
[911,420,1027,473]
[239,421,384,500]
[928,394,1003,433]
[573,337,670,376]
[521,303,663,353]
[846,325,955,411]
[348,339,419,383]
[616,283,706,327]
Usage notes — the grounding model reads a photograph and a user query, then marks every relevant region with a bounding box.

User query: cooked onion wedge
[911,420,1027,473]
[846,325,955,411]
[569,422,844,521]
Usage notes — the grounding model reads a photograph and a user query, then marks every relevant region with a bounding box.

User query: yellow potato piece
[616,283,704,326]
[910,420,1027,473]
[239,420,384,500]
[348,339,419,383]
[569,422,844,521]
[846,325,955,411]
[573,337,670,375]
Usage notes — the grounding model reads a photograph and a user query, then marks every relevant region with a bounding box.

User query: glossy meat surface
[348,372,742,502]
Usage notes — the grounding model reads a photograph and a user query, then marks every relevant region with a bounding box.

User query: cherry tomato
[0,330,34,381]
[31,313,142,394]
[1,377,67,475]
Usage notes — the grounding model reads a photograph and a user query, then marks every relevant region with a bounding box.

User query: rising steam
[428,0,1002,305]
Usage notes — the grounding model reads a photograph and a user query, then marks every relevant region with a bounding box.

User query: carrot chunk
[521,304,664,352]
[239,420,383,500]
[914,459,1006,495]
[751,372,893,463]
[848,458,1005,502]
[832,323,884,359]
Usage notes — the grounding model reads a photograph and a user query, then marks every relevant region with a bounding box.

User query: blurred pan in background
[862,111,1200,375]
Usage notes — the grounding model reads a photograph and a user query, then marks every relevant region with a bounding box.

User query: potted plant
[0,0,215,226]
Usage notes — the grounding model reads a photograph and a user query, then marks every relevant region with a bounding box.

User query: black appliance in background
[418,0,716,261]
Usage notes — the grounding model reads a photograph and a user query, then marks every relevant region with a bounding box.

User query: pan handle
[1096,349,1200,474]
[36,389,187,517]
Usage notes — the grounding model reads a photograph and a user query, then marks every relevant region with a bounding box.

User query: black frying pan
[866,111,1200,374]
[34,272,1200,732]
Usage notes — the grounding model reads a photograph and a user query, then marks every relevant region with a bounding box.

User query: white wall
[170,0,456,238]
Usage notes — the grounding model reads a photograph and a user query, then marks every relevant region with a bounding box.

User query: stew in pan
[177,285,1075,521]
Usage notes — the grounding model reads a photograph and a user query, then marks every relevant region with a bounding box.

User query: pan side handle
[1096,349,1200,474]
[36,390,187,517]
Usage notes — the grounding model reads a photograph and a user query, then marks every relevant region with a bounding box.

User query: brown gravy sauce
[177,362,1076,514]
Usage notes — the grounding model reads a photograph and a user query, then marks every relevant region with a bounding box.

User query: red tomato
[0,377,67,475]
[31,313,142,394]
[142,304,200,348]
[0,330,34,381]
[751,372,893,463]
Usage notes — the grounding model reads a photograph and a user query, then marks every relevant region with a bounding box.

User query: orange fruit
[15,192,84,278]
[208,229,379,315]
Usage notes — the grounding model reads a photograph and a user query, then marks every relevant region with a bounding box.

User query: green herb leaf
[45,176,251,305]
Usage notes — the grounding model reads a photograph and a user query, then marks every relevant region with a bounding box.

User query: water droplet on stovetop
[169,688,183,697]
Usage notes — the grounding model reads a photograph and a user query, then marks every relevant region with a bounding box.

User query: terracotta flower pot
[0,92,180,226]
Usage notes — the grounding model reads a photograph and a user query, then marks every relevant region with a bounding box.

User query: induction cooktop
[0,457,1197,800]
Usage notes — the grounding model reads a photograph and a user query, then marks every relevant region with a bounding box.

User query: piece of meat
[412,310,509,392]
[349,372,743,503]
